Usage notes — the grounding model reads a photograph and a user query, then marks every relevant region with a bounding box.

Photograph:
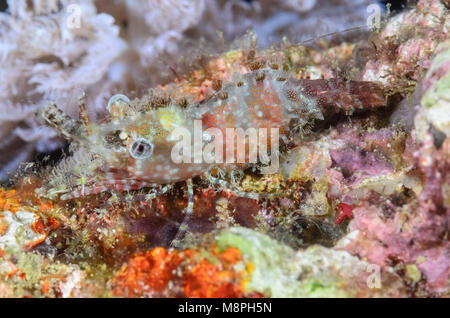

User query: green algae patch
[300,280,347,298]
[216,227,380,297]
[405,264,422,284]
[216,227,308,297]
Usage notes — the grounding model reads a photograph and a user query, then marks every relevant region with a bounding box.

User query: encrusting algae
[111,246,261,298]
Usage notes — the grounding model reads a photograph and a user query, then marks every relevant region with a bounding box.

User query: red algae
[112,246,253,298]
[0,190,20,213]
[335,203,354,224]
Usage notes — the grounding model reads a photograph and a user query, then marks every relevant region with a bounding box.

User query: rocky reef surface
[0,0,449,298]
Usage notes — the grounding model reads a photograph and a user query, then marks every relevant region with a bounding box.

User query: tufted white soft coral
[0,0,127,178]
[119,0,206,66]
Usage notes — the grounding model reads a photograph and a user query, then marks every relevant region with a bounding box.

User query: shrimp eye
[129,138,153,159]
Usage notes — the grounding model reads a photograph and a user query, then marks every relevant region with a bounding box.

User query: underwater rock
[0,251,95,298]
[362,0,449,93]
[337,118,450,296]
[0,210,48,252]
[421,40,450,138]
[0,189,59,254]
[111,227,406,298]
[216,227,406,297]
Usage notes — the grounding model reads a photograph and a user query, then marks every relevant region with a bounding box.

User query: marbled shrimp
[41,67,386,214]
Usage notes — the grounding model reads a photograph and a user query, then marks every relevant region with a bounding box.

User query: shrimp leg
[170,179,195,247]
